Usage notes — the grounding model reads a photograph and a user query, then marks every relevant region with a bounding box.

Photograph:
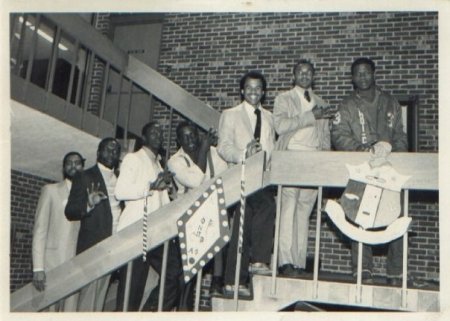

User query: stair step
[212,274,439,312]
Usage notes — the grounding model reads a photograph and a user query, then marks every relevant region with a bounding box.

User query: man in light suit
[32,151,85,311]
[273,59,336,277]
[218,71,276,297]
[65,138,122,311]
[115,121,182,311]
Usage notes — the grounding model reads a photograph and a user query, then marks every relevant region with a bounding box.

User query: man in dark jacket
[65,138,121,311]
[331,57,408,286]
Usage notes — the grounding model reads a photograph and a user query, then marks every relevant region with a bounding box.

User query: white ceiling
[11,100,100,181]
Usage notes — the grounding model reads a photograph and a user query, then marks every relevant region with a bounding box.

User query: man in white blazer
[32,151,85,311]
[115,121,182,311]
[218,71,276,297]
[273,59,336,277]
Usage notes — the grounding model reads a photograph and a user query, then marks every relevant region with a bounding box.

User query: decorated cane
[157,105,174,311]
[233,148,247,309]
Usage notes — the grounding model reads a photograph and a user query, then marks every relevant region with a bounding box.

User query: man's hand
[87,182,107,208]
[246,140,262,158]
[33,271,46,292]
[201,128,218,148]
[150,170,174,191]
[312,105,338,119]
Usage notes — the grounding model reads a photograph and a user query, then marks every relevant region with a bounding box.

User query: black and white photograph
[3,0,449,320]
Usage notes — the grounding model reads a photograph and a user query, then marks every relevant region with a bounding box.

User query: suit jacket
[65,165,113,254]
[115,148,170,231]
[273,87,330,151]
[32,180,80,271]
[217,102,276,164]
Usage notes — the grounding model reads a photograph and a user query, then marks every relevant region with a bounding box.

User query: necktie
[254,108,261,142]
[304,90,311,102]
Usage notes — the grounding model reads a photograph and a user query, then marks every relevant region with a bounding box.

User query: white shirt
[168,146,228,195]
[97,162,121,234]
[287,86,321,151]
[243,101,272,153]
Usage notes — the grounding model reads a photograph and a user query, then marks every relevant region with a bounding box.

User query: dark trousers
[224,188,276,285]
[351,236,404,277]
[117,239,183,311]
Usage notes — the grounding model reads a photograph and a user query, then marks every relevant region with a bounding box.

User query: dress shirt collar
[97,162,114,174]
[64,178,72,192]
[142,146,158,161]
[295,85,311,96]
[243,100,261,114]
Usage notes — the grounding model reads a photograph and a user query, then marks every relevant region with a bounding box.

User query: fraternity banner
[324,161,412,245]
[176,178,230,283]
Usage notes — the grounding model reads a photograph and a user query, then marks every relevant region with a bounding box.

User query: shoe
[387,277,402,287]
[278,264,302,278]
[250,262,271,275]
[210,276,224,297]
[223,284,251,297]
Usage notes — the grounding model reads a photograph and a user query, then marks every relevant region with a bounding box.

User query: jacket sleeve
[32,185,51,271]
[217,111,244,164]
[115,153,148,201]
[331,102,364,151]
[273,94,316,135]
[168,155,206,189]
[65,172,90,221]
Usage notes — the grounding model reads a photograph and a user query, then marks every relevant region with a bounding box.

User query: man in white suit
[32,151,85,311]
[218,71,276,297]
[115,121,182,311]
[273,59,336,277]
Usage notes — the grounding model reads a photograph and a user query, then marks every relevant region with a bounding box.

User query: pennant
[176,178,230,283]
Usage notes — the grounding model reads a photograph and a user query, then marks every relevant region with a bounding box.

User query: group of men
[31,56,408,311]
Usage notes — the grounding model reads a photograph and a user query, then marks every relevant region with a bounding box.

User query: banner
[176,178,230,283]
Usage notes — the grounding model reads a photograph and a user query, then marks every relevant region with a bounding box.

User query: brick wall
[10,170,54,292]
[154,12,439,283]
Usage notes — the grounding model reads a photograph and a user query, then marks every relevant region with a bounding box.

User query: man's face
[294,64,314,89]
[97,140,121,169]
[63,154,84,179]
[143,124,163,151]
[179,126,199,153]
[242,78,264,108]
[352,63,375,91]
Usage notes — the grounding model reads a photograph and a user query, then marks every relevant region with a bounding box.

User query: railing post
[122,261,133,311]
[402,189,409,309]
[270,185,283,296]
[356,238,363,303]
[194,268,202,312]
[313,186,323,298]
[157,241,169,311]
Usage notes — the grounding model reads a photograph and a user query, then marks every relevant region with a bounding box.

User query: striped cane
[142,196,148,261]
[233,148,247,309]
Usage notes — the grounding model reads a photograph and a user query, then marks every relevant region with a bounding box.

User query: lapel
[237,102,255,138]
[91,165,108,197]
